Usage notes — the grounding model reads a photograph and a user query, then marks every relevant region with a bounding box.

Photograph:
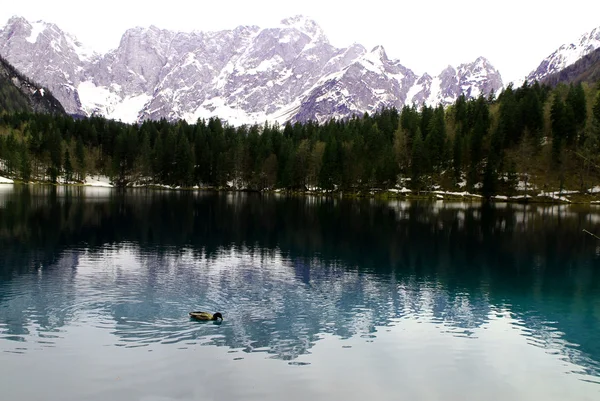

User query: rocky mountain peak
[440,65,457,76]
[280,15,326,40]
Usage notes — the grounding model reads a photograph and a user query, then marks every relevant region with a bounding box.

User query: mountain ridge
[524,26,600,84]
[541,47,600,86]
[0,15,502,125]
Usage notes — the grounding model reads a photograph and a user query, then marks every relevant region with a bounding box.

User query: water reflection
[0,185,599,379]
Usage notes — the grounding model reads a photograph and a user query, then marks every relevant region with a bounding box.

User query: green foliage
[411,128,427,190]
[64,148,73,182]
[551,94,569,166]
[0,80,599,198]
[424,105,446,171]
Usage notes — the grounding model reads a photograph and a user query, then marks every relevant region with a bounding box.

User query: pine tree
[174,134,194,187]
[520,88,543,148]
[566,83,587,129]
[19,143,31,182]
[75,137,86,181]
[551,95,568,166]
[424,105,446,171]
[319,136,338,190]
[138,132,152,181]
[48,129,62,183]
[452,133,464,185]
[420,104,433,139]
[400,104,419,141]
[411,128,427,191]
[581,93,600,192]
[261,153,278,189]
[497,85,521,146]
[152,132,164,182]
[64,149,73,183]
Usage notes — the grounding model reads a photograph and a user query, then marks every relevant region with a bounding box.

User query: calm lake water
[1,185,600,401]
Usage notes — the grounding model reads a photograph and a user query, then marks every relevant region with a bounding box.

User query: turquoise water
[1,185,600,400]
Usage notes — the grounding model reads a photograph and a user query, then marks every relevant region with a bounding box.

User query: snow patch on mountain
[78,81,149,123]
[110,94,151,123]
[26,21,45,44]
[78,81,116,115]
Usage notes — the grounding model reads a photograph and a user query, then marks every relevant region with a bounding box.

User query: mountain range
[0,16,599,126]
[0,15,503,125]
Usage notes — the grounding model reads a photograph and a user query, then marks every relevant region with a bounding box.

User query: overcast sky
[1,0,599,83]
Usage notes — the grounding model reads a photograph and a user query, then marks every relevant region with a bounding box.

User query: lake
[1,185,600,401]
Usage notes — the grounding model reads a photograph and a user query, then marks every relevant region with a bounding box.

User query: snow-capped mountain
[525,26,600,83]
[0,15,503,125]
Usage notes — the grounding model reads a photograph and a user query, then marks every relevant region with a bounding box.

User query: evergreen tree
[138,132,152,181]
[452,133,464,185]
[19,143,31,182]
[498,85,519,146]
[411,128,427,191]
[566,83,587,129]
[64,149,73,183]
[420,104,433,139]
[174,133,194,187]
[319,136,338,190]
[400,105,419,141]
[520,87,543,148]
[152,132,164,181]
[551,95,567,166]
[75,137,86,181]
[424,105,446,171]
[48,129,62,182]
[261,153,278,189]
[581,93,600,191]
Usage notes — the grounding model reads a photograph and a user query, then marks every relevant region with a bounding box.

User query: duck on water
[189,312,223,321]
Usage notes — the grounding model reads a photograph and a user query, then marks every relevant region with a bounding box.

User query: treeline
[1,80,600,195]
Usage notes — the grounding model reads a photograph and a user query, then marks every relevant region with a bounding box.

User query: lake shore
[2,175,600,205]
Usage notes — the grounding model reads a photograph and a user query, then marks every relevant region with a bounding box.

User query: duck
[189,311,223,321]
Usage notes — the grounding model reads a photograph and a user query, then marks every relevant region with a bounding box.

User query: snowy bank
[433,190,483,198]
[0,176,14,184]
[83,176,113,188]
[389,187,412,194]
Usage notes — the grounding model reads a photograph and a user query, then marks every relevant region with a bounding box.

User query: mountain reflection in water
[0,186,599,380]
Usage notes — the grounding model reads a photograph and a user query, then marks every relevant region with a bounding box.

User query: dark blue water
[1,185,600,400]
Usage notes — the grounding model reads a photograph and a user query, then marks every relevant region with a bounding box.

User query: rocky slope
[525,26,600,83]
[0,54,65,114]
[542,47,600,86]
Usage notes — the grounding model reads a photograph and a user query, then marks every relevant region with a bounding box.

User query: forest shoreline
[2,177,600,205]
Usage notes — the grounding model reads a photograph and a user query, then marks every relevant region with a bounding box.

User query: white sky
[1,0,599,83]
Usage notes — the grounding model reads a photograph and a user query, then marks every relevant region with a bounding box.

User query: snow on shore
[83,176,113,187]
[0,176,14,184]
